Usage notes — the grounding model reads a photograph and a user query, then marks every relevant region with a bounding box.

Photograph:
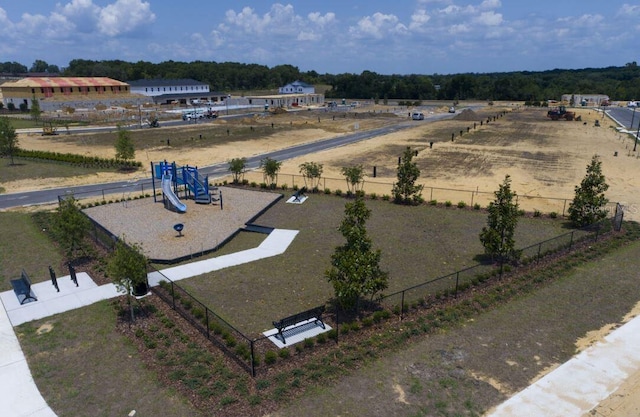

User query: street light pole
[631,107,636,130]
[226,94,230,115]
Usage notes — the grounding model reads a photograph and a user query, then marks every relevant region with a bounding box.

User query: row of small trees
[0,116,137,168]
[228,151,610,308]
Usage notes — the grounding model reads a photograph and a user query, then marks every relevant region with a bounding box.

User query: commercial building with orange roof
[0,76,130,109]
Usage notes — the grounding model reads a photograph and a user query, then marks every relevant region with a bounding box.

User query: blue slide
[161,174,187,213]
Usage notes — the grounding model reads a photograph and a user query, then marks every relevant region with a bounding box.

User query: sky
[1,0,639,76]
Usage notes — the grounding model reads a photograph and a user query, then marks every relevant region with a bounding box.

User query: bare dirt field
[8,104,640,221]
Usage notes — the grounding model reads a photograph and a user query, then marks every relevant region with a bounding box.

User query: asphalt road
[0,112,454,210]
[607,106,640,132]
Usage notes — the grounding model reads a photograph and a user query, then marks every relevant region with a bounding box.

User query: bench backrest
[275,305,324,329]
[20,269,32,288]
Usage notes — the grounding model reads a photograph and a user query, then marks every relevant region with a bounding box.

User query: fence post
[171,281,176,309]
[205,308,210,339]
[335,309,339,345]
[562,200,567,217]
[569,231,574,250]
[470,191,474,207]
[400,291,405,320]
[454,272,460,298]
[537,242,542,262]
[250,340,256,377]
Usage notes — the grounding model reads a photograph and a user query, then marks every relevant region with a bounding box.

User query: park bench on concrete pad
[272,305,325,344]
[11,269,37,305]
[286,187,308,204]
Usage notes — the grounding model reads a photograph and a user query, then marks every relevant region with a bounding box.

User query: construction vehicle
[147,116,160,128]
[41,121,58,136]
[547,105,575,121]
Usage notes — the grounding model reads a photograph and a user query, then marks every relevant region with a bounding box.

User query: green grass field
[175,193,571,335]
[4,201,638,417]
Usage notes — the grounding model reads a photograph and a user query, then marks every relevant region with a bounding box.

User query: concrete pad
[286,195,308,204]
[2,274,121,326]
[263,319,332,348]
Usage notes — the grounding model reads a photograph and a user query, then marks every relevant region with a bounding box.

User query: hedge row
[16,149,142,169]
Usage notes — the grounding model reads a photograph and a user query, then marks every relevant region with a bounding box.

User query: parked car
[182,111,204,120]
[448,106,456,113]
[411,112,425,120]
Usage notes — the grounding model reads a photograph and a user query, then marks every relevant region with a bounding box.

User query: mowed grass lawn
[3,205,635,417]
[0,211,64,291]
[177,192,572,335]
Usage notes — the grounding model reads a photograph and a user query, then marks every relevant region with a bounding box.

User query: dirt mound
[454,108,480,121]
[270,107,288,115]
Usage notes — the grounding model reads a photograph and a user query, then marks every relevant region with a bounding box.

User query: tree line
[2,59,639,101]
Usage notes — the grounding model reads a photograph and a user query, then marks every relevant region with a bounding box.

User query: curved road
[0,112,454,210]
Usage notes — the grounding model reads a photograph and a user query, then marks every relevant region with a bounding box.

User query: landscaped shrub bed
[16,149,142,169]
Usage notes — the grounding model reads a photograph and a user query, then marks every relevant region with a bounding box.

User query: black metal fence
[379,214,620,318]
[150,267,274,377]
[147,212,622,377]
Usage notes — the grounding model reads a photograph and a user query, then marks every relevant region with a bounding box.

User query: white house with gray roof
[278,80,315,94]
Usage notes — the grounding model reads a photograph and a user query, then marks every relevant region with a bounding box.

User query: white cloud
[223,4,304,36]
[479,0,501,10]
[97,0,155,37]
[57,0,100,33]
[349,12,406,39]
[409,9,431,31]
[474,11,503,26]
[617,4,640,18]
[449,23,470,34]
[308,11,336,27]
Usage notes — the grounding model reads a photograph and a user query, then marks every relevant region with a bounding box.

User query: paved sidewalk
[486,314,640,416]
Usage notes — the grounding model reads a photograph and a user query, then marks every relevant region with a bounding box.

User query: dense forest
[2,59,639,102]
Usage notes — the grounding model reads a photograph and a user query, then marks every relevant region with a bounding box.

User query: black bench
[292,186,307,202]
[272,305,325,344]
[10,269,37,305]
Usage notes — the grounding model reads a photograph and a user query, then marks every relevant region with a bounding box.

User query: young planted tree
[325,195,388,310]
[107,238,149,322]
[260,157,282,188]
[479,175,520,262]
[299,161,323,191]
[0,116,19,165]
[392,146,424,204]
[341,164,365,195]
[228,157,247,184]
[52,195,91,259]
[114,126,135,163]
[30,96,42,121]
[568,155,609,227]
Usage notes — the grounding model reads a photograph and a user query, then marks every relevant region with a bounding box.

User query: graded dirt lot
[7,104,640,221]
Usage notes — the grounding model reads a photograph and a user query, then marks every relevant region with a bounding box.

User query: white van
[411,112,424,120]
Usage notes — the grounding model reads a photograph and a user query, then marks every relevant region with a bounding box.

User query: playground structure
[151,161,221,212]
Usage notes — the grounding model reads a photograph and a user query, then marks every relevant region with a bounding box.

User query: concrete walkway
[485,315,640,416]
[0,229,297,417]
